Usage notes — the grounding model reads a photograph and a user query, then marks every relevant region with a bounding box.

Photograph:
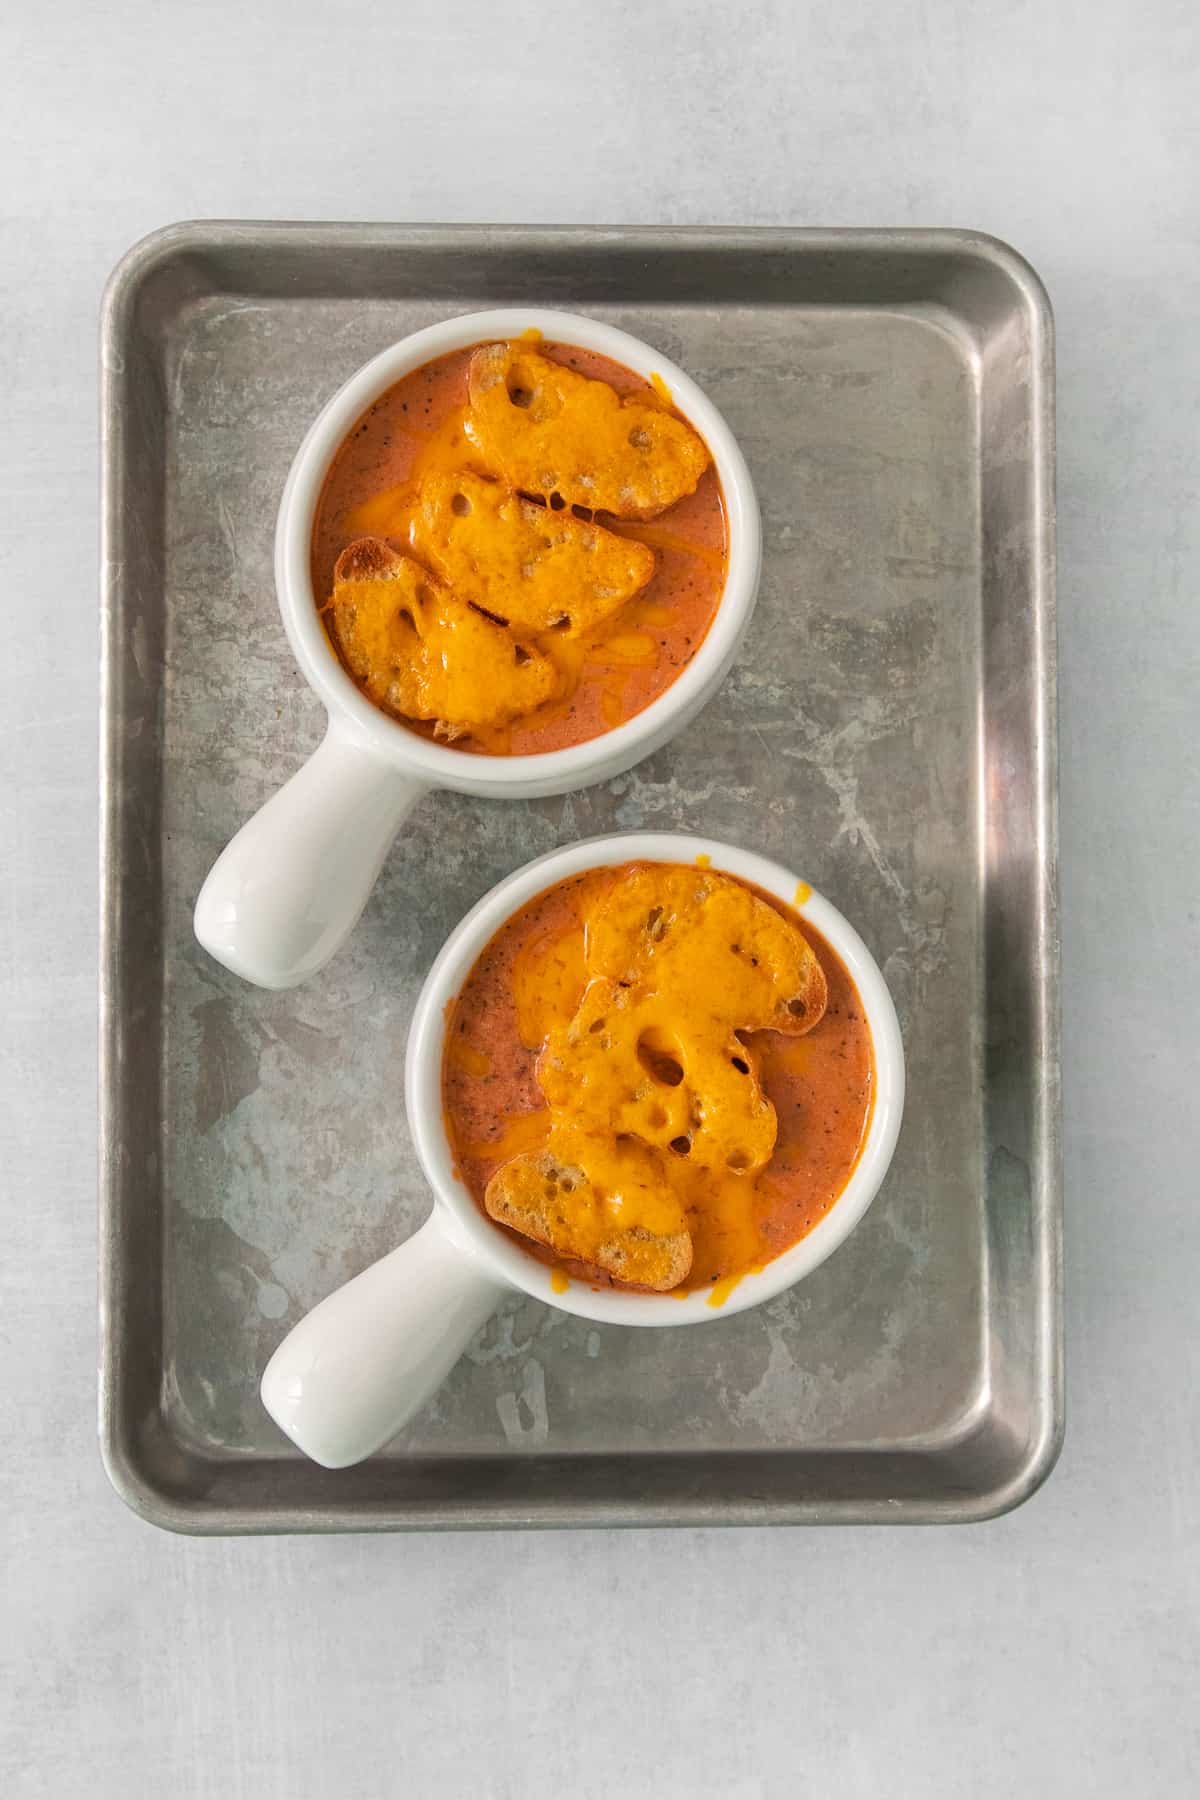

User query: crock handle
[260,1212,508,1468]
[194,718,430,989]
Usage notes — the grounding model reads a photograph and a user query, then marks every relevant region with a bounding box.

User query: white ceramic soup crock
[193,310,761,990]
[260,832,906,1469]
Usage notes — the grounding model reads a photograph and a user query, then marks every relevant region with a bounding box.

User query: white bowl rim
[405,830,906,1327]
[274,308,762,794]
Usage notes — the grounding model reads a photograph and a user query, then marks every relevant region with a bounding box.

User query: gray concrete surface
[2,0,1197,1794]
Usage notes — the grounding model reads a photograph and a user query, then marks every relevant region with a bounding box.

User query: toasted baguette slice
[326,536,559,734]
[411,471,654,638]
[466,343,710,521]
[485,1140,692,1293]
[333,536,405,584]
[586,863,828,1036]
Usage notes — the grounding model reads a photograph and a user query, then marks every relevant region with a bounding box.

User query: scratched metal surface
[100,227,1058,1528]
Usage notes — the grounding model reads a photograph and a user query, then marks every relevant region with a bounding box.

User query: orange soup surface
[443,863,875,1296]
[311,342,727,754]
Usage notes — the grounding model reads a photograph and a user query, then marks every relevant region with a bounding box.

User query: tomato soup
[311,342,727,755]
[443,864,875,1295]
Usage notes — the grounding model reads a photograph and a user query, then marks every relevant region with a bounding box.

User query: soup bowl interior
[406,831,906,1327]
[273,309,761,797]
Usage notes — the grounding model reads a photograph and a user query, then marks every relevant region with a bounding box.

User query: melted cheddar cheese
[410,471,654,637]
[484,865,829,1289]
[323,538,558,735]
[466,343,711,520]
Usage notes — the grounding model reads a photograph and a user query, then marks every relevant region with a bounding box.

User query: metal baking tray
[100,224,1059,1532]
